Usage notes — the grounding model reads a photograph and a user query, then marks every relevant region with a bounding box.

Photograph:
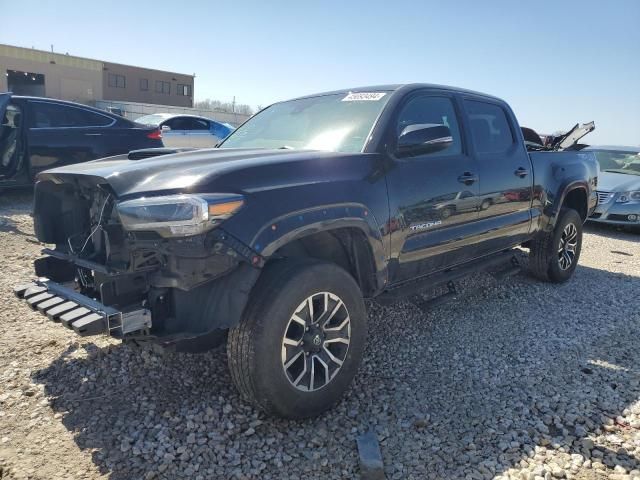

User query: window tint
[155,81,171,94]
[30,102,113,128]
[162,118,182,130]
[182,118,209,130]
[464,100,513,153]
[140,78,149,91]
[108,74,125,88]
[396,96,462,156]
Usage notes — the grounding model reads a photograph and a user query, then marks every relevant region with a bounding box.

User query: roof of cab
[289,83,504,102]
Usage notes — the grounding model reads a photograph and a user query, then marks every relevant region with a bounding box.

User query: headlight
[615,191,640,203]
[117,194,244,237]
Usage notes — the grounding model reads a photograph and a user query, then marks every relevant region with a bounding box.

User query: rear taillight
[147,129,162,140]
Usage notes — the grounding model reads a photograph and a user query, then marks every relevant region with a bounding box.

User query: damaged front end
[17,177,260,351]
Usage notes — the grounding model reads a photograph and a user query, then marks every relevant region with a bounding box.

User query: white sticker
[341,92,387,102]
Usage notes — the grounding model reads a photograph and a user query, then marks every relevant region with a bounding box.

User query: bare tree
[194,98,254,115]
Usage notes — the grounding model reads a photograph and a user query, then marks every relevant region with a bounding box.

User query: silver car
[587,145,640,228]
[135,113,234,148]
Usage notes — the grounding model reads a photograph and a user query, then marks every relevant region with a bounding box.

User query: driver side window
[396,96,462,156]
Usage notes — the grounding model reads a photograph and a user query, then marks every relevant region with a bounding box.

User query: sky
[1,0,639,145]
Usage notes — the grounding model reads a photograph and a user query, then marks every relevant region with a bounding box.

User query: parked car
[586,145,640,228]
[0,93,163,189]
[14,84,597,419]
[134,113,234,148]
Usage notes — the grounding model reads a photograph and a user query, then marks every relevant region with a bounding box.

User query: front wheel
[227,259,367,418]
[529,208,583,282]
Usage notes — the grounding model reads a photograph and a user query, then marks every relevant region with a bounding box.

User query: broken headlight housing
[116,194,244,237]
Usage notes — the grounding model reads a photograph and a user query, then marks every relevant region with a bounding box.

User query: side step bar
[14,279,151,337]
[377,249,523,306]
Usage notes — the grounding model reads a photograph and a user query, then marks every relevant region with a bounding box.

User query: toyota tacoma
[12,84,598,418]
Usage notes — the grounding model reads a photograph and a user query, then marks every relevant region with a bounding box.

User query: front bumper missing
[14,279,151,337]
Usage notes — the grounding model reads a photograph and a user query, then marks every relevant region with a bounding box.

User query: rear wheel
[529,208,583,282]
[227,259,367,418]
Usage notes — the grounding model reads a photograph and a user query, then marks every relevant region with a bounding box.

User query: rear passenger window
[30,102,113,128]
[464,100,513,153]
[182,118,209,130]
[396,96,462,156]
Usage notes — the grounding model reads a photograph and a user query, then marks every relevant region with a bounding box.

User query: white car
[135,113,234,148]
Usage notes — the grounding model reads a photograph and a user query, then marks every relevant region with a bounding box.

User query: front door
[385,93,481,284]
[0,94,22,178]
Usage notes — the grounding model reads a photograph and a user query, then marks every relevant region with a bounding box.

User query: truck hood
[37,148,359,198]
[597,171,640,192]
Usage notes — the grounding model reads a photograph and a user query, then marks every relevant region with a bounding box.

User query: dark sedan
[0,93,163,188]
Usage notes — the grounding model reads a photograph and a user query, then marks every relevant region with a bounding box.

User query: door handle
[84,133,102,136]
[514,167,529,178]
[457,172,478,185]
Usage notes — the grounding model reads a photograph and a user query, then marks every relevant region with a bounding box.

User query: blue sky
[1,0,639,145]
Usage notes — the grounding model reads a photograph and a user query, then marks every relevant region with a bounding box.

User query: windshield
[592,149,640,176]
[135,114,169,126]
[219,92,391,153]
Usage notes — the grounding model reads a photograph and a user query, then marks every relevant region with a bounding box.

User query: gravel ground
[0,190,639,480]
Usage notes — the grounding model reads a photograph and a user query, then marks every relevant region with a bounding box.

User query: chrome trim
[596,191,614,205]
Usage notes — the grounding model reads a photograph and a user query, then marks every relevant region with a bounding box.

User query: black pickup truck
[14,84,598,418]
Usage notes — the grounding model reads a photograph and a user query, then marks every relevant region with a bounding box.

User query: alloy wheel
[281,292,351,392]
[558,223,578,270]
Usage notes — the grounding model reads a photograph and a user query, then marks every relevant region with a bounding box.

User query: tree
[194,98,254,115]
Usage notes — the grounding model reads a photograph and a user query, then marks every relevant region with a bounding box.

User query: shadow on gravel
[32,265,640,479]
[0,215,36,238]
[585,221,640,242]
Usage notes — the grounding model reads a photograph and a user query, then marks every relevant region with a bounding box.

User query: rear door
[182,117,217,147]
[385,92,482,283]
[161,117,215,148]
[462,97,533,254]
[160,117,188,147]
[25,100,116,177]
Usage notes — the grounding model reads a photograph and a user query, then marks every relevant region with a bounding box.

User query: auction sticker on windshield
[342,92,387,101]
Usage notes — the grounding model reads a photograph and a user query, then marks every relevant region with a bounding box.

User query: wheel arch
[251,203,388,297]
[545,181,590,230]
[267,226,382,298]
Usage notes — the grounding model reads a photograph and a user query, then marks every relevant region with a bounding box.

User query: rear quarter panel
[529,150,598,231]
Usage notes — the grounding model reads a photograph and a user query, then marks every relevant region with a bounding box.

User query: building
[0,43,194,108]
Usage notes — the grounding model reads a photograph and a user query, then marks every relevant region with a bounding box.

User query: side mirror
[397,124,453,157]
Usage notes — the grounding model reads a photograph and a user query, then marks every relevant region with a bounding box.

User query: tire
[529,208,583,283]
[440,207,453,220]
[480,199,491,211]
[227,258,367,418]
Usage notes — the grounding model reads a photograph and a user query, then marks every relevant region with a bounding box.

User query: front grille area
[596,191,613,205]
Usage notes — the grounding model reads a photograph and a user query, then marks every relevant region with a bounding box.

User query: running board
[377,249,522,306]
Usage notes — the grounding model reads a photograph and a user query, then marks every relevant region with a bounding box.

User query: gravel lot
[0,190,639,480]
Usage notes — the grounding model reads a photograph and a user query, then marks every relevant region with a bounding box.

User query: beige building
[0,44,194,107]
